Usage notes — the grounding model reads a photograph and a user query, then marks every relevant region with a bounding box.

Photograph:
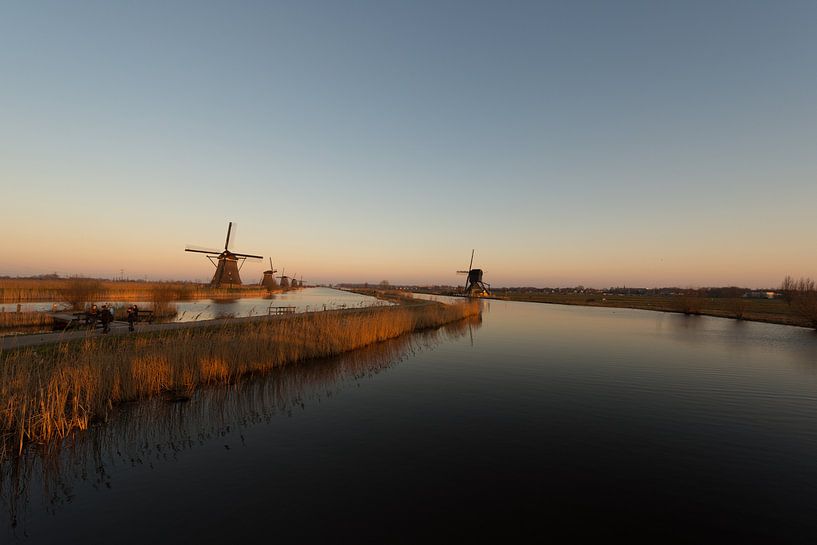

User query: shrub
[149,285,179,318]
[675,291,703,315]
[60,278,103,310]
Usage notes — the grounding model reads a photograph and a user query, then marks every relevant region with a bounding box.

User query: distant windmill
[261,258,278,289]
[185,222,262,287]
[290,273,299,288]
[456,249,491,296]
[276,268,290,289]
[290,274,306,289]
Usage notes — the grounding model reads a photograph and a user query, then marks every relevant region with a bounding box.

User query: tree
[780,275,797,305]
[783,276,817,328]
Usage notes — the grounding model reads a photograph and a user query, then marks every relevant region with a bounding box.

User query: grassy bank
[415,288,815,328]
[0,299,480,452]
[491,293,816,328]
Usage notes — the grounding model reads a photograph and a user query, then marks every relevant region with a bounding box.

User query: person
[126,305,136,332]
[100,304,112,334]
[86,304,99,328]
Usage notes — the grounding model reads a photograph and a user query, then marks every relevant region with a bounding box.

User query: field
[413,288,815,329]
[489,292,811,327]
[0,297,480,453]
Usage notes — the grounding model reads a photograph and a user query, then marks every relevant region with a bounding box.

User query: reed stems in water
[0,300,480,451]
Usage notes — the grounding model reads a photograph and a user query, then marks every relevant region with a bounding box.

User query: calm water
[3,300,817,543]
[0,287,386,320]
[171,287,389,321]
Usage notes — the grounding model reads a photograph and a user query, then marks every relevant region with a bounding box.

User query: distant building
[743,291,778,299]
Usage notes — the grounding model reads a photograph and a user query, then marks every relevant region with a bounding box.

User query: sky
[1,0,815,288]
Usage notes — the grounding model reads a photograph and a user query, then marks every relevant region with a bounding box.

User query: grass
[344,287,420,304]
[0,319,477,523]
[0,279,271,304]
[506,293,811,327]
[0,299,480,453]
[414,289,815,328]
[0,312,54,331]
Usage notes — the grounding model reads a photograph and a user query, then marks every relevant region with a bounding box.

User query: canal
[3,298,817,543]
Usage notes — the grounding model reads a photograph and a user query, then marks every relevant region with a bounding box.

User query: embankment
[416,290,816,329]
[0,299,480,451]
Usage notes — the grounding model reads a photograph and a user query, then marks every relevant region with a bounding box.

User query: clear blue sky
[2,1,815,287]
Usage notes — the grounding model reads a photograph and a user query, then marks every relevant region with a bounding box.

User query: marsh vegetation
[0,278,270,305]
[0,299,480,453]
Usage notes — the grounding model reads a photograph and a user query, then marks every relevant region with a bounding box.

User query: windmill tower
[185,222,262,287]
[261,258,278,289]
[290,273,299,289]
[277,268,290,289]
[456,249,491,296]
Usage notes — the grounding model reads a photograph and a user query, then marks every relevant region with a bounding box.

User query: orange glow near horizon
[4,219,815,289]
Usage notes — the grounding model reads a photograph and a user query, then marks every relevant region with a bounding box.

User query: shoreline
[413,290,816,330]
[1,296,480,450]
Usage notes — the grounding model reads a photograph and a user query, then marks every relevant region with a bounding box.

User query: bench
[128,309,154,323]
[47,308,156,331]
[268,305,297,316]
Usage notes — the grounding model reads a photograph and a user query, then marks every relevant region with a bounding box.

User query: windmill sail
[456,249,491,297]
[185,222,263,287]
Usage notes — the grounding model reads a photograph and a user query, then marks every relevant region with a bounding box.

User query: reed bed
[0,312,54,331]
[0,300,480,452]
[0,279,270,304]
[0,319,478,524]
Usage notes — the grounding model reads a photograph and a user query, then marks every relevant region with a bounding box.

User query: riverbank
[501,293,816,328]
[416,290,816,329]
[0,298,480,451]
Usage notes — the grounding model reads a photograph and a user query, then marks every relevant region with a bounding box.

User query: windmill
[276,268,290,289]
[261,258,278,289]
[290,273,300,288]
[291,274,306,289]
[456,249,491,296]
[185,222,262,287]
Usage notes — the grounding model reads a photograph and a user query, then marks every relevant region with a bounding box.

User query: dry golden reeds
[60,278,104,310]
[0,278,269,304]
[0,312,54,330]
[0,300,479,451]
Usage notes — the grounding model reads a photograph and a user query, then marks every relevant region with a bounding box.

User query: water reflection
[0,288,387,322]
[172,288,390,321]
[0,316,480,538]
[5,296,817,543]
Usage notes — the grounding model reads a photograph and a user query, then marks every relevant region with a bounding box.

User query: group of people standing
[85,304,139,333]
